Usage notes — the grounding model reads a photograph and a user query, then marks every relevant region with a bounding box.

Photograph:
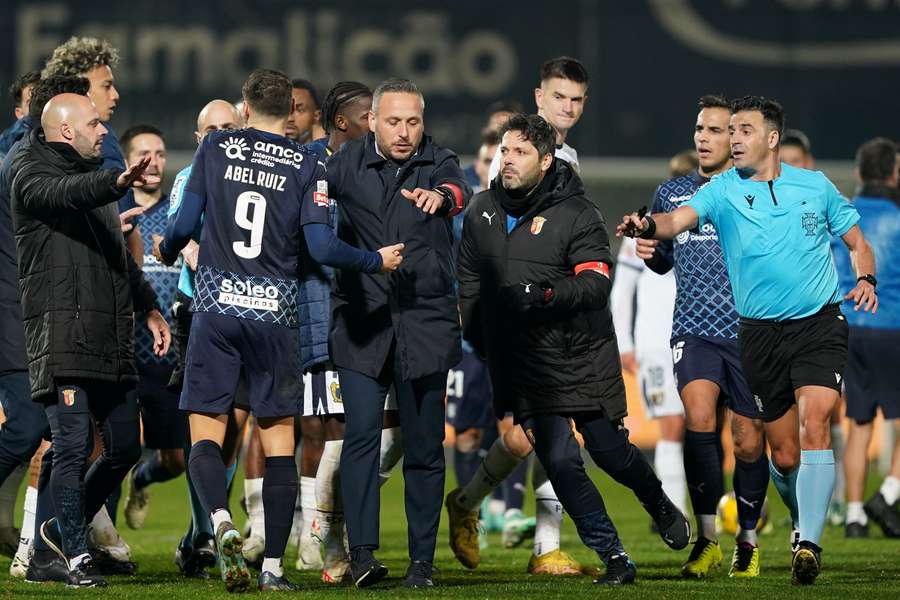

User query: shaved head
[42,93,107,158]
[196,99,243,143]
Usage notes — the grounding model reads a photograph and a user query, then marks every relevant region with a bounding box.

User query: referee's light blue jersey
[686,163,859,321]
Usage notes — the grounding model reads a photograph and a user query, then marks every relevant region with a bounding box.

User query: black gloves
[499,282,550,313]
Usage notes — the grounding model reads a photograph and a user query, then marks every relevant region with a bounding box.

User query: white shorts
[301,371,398,416]
[637,349,683,419]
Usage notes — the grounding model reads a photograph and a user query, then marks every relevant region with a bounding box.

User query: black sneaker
[88,544,138,576]
[594,554,636,586]
[864,492,900,538]
[25,548,69,583]
[844,521,869,539]
[645,494,691,550]
[791,540,821,585]
[175,542,212,579]
[66,556,108,588]
[258,570,298,592]
[403,561,434,589]
[350,548,388,588]
[39,518,65,561]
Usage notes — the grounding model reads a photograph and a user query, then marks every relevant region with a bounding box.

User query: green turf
[2,461,899,598]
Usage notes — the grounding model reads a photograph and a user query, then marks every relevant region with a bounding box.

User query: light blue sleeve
[167,166,192,218]
[685,178,721,228]
[822,175,859,237]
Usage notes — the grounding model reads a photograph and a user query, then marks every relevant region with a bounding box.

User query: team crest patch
[802,212,818,236]
[314,180,329,207]
[530,216,546,235]
[62,388,76,407]
[330,381,342,404]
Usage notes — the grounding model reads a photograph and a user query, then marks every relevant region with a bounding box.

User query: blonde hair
[42,36,119,78]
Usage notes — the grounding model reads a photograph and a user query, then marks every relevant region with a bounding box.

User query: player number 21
[233,191,267,259]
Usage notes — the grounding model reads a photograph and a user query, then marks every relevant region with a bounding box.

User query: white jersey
[610,237,676,356]
[488,141,579,185]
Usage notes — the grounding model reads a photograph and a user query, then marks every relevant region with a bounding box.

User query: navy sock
[135,453,178,490]
[503,459,528,511]
[684,430,724,517]
[453,448,482,488]
[188,440,228,517]
[262,455,298,559]
[733,453,770,531]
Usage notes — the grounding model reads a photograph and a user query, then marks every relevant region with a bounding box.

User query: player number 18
[232,191,267,259]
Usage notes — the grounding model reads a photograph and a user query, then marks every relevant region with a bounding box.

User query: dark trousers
[0,370,48,483]
[338,356,446,563]
[43,380,141,557]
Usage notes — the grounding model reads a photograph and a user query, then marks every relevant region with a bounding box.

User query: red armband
[574,261,610,278]
[436,183,464,217]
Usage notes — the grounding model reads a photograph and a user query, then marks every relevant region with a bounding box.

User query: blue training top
[687,163,860,321]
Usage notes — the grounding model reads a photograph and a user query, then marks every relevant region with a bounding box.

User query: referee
[617,96,877,586]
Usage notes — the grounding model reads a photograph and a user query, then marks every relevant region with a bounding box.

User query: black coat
[457,159,625,421]
[327,132,471,380]
[10,129,157,399]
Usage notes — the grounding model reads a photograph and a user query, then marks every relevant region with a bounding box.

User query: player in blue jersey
[619,96,878,585]
[635,96,771,579]
[832,138,900,539]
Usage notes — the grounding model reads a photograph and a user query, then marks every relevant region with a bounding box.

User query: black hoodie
[457,159,625,422]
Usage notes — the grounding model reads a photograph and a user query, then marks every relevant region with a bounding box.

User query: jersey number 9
[233,191,267,259]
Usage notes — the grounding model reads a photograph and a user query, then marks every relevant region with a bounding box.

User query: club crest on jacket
[531,216,546,235]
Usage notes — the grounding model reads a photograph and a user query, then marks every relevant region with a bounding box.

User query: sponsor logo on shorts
[218,278,280,312]
[62,388,76,407]
[754,394,764,412]
[835,372,842,384]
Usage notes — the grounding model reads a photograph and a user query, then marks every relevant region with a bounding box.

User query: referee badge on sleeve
[314,180,329,207]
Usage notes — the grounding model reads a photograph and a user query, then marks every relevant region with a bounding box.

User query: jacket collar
[364,132,435,168]
[29,127,103,174]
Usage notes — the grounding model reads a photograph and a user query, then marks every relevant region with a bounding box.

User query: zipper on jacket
[767,181,778,206]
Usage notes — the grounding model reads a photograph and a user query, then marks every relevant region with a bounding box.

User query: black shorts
[671,335,761,420]
[136,362,187,450]
[738,304,848,423]
[845,326,900,424]
[446,350,494,432]
[180,311,301,418]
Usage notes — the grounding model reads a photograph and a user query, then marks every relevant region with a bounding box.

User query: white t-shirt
[487,141,580,185]
[610,237,676,357]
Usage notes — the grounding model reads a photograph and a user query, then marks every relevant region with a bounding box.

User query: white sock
[0,464,26,528]
[532,461,562,557]
[698,514,717,541]
[737,527,758,546]
[261,557,283,577]
[831,424,846,503]
[488,498,506,518]
[456,436,523,511]
[880,476,900,506]
[69,552,91,571]
[655,440,687,515]
[211,509,233,533]
[315,440,343,545]
[300,476,318,548]
[90,505,116,539]
[846,501,867,525]
[378,427,403,487]
[244,478,265,539]
[14,486,37,560]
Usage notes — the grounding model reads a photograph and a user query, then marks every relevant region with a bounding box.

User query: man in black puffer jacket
[455,114,690,585]
[10,93,169,587]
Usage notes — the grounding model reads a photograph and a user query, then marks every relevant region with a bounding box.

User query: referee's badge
[802,212,818,236]
[62,388,76,407]
[530,216,546,235]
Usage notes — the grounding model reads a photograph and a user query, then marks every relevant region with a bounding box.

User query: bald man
[149,99,247,579]
[10,93,169,588]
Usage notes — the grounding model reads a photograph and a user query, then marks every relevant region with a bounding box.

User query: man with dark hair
[286,78,324,143]
[324,76,469,589]
[11,92,168,588]
[0,71,41,156]
[457,113,689,586]
[485,99,524,132]
[781,129,814,169]
[634,94,770,579]
[455,55,591,576]
[833,138,900,540]
[158,68,401,592]
[618,95,878,585]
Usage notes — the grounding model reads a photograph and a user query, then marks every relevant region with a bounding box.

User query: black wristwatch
[857,274,877,288]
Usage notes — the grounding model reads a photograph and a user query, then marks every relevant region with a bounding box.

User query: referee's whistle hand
[845,282,878,314]
[616,213,646,238]
[378,243,405,273]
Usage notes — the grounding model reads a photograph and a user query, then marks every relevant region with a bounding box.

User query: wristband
[638,214,657,239]
[857,274,877,288]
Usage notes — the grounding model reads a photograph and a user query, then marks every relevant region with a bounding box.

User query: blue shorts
[671,335,762,420]
[180,311,301,418]
[446,350,494,432]
[845,326,900,424]
[136,362,187,450]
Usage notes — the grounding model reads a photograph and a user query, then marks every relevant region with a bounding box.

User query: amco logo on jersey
[218,278,280,312]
